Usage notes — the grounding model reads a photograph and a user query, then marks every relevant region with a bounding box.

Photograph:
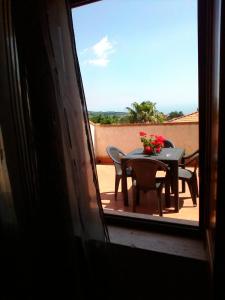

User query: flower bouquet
[139,131,165,155]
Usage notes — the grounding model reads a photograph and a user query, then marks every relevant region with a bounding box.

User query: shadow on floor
[100,188,195,216]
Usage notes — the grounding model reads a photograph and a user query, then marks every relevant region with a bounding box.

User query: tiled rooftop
[168,111,199,123]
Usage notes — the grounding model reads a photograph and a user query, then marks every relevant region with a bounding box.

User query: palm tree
[126,101,165,123]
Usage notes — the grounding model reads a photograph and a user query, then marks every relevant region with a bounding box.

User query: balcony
[91,114,199,224]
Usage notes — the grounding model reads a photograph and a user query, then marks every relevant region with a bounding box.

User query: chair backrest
[164,139,175,148]
[126,158,168,192]
[106,146,126,174]
[184,150,199,174]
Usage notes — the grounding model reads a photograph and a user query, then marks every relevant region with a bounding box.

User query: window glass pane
[72,0,199,226]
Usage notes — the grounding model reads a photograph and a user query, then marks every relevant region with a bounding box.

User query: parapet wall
[90,122,198,163]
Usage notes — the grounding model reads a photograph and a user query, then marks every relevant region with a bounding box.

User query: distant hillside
[88,111,129,124]
[88,111,127,117]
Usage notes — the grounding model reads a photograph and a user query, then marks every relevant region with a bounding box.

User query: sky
[72,0,198,114]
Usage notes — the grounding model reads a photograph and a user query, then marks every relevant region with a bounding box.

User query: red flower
[156,147,161,153]
[156,135,165,142]
[139,131,147,136]
[144,146,152,154]
[140,132,164,154]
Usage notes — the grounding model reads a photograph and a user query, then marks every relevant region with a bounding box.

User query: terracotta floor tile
[97,164,199,224]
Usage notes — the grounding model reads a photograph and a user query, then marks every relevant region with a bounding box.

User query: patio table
[121,147,185,212]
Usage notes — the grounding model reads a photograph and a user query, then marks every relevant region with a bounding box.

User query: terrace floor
[97,164,199,225]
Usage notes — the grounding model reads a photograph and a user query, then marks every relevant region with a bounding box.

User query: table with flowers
[121,133,184,212]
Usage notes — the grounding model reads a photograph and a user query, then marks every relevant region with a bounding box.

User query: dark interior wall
[89,240,210,300]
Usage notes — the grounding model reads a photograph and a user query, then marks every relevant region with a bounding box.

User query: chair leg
[181,179,186,193]
[193,174,199,197]
[115,175,121,201]
[187,180,197,206]
[158,196,163,217]
[165,174,171,207]
[136,186,140,205]
[170,174,174,194]
[157,186,163,216]
[171,184,174,194]
[132,185,137,212]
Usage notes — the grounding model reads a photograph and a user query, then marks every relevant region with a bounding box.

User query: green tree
[89,113,120,124]
[126,101,165,123]
[167,111,184,120]
[118,115,130,124]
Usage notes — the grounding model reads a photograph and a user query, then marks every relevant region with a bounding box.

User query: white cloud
[92,36,113,58]
[80,36,115,67]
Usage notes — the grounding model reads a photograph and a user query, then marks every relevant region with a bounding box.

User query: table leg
[121,160,129,206]
[165,172,171,207]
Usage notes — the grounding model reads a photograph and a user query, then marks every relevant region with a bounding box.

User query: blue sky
[72,0,198,114]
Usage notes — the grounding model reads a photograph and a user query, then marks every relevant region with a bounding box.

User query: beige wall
[90,122,95,150]
[91,122,198,163]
